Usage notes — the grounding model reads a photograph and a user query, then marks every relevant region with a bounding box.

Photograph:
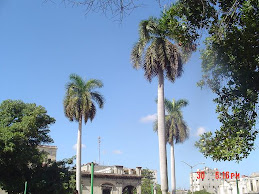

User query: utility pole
[181,161,205,194]
[98,136,101,164]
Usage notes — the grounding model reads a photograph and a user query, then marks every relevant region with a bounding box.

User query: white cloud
[140,114,157,123]
[73,143,86,150]
[196,127,206,136]
[113,150,123,154]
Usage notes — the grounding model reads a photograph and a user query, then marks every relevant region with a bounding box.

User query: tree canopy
[0,100,56,192]
[28,157,76,194]
[161,0,259,161]
[0,100,75,193]
[131,17,184,83]
[188,190,210,194]
[141,169,162,194]
[64,74,104,124]
[154,98,189,145]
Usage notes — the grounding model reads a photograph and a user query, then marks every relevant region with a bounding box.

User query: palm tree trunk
[76,116,82,194]
[157,68,168,194]
[171,143,176,194]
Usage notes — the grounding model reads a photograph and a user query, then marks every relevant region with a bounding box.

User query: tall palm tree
[131,17,184,194]
[154,98,189,194]
[64,74,104,194]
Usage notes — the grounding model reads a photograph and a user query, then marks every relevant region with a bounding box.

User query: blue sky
[0,0,258,190]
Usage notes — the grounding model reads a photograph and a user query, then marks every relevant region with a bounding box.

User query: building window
[203,186,204,189]
[213,186,214,188]
[212,179,214,181]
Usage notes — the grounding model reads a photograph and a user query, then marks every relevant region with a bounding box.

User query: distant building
[1,145,147,194]
[38,145,57,162]
[176,189,189,194]
[81,163,142,194]
[219,172,259,194]
[190,167,259,194]
[190,167,221,193]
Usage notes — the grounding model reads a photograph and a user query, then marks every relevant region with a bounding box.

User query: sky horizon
[0,0,258,190]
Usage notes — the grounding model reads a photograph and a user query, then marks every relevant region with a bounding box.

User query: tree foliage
[64,74,104,124]
[162,0,259,161]
[0,100,76,193]
[0,100,54,192]
[141,169,162,194]
[154,98,189,145]
[188,190,210,194]
[28,157,76,194]
[131,17,185,83]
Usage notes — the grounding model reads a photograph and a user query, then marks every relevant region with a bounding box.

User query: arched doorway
[101,183,114,194]
[122,185,136,194]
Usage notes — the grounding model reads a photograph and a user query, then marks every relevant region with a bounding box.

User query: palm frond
[176,120,189,143]
[131,39,146,69]
[88,103,96,122]
[153,119,158,132]
[86,79,103,90]
[143,39,161,81]
[164,40,183,82]
[69,74,85,89]
[153,98,189,145]
[139,18,159,41]
[176,99,189,108]
[164,98,174,114]
[91,92,104,109]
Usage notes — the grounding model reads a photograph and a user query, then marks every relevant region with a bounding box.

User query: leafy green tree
[131,17,185,194]
[64,74,104,193]
[154,98,189,194]
[140,169,162,194]
[188,190,210,194]
[0,100,55,193]
[161,0,259,161]
[29,157,76,194]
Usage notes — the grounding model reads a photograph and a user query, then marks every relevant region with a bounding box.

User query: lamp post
[181,161,205,194]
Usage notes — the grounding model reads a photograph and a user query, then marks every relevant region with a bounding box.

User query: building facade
[38,145,57,161]
[81,163,142,194]
[190,167,259,194]
[190,167,221,193]
[219,172,259,194]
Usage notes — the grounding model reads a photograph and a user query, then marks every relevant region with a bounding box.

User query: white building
[190,167,259,194]
[190,167,221,193]
[219,172,259,194]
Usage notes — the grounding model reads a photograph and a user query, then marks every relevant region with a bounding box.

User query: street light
[181,161,205,194]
